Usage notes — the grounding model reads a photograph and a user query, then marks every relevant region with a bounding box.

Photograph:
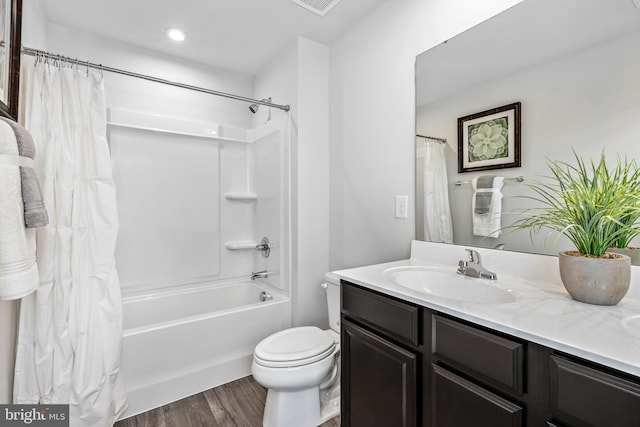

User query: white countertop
[333,241,640,377]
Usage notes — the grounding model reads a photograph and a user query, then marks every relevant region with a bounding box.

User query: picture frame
[0,0,22,120]
[457,102,521,173]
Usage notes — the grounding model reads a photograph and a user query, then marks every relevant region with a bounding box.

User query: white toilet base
[318,391,340,425]
[263,386,320,427]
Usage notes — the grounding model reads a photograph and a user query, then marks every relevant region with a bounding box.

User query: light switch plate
[395,195,408,219]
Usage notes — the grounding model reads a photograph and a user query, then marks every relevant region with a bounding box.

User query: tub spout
[252,270,269,280]
[260,291,273,302]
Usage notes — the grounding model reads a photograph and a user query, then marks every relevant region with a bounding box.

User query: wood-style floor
[114,376,340,427]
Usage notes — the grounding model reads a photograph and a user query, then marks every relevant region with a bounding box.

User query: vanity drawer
[550,355,640,427]
[433,315,524,395]
[341,281,420,347]
[432,364,523,427]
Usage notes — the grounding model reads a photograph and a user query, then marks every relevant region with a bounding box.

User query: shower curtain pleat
[13,56,127,426]
[423,140,453,243]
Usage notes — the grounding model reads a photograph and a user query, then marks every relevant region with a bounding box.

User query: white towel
[472,176,504,238]
[0,120,39,300]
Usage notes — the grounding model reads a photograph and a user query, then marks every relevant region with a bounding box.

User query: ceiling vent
[291,0,343,16]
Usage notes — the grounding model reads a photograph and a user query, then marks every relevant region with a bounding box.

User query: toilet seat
[254,326,336,368]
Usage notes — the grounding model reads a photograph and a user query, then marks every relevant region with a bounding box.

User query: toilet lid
[254,326,336,368]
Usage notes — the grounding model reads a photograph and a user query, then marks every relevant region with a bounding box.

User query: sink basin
[384,266,516,304]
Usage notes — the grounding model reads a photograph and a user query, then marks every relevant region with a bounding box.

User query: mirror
[0,0,21,120]
[415,0,640,256]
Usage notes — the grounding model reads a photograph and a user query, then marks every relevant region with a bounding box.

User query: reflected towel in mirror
[474,175,495,214]
[472,176,504,238]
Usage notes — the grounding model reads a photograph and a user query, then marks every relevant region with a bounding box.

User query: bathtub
[118,279,291,419]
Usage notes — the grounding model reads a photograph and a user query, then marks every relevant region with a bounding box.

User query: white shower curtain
[423,140,453,243]
[13,56,127,426]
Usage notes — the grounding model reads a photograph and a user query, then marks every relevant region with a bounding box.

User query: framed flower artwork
[457,102,521,173]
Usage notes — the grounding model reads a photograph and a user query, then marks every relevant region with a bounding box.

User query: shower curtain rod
[22,46,291,112]
[416,134,447,143]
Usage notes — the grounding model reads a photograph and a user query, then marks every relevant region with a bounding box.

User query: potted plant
[511,150,640,305]
[606,168,640,265]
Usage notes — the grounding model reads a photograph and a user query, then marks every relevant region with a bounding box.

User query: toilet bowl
[251,273,341,427]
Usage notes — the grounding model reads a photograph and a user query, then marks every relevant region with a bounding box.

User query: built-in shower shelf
[224,192,258,201]
[225,241,258,250]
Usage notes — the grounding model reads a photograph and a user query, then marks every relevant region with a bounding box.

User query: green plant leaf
[509,149,640,256]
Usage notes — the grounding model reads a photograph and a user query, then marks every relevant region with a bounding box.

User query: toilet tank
[323,272,341,333]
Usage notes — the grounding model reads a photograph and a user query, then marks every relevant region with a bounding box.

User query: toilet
[252,272,341,427]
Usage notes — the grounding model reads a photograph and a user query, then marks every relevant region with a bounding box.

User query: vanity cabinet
[431,315,528,427]
[432,315,524,396]
[431,364,523,427]
[341,281,422,427]
[341,319,417,427]
[340,280,550,427]
[549,355,640,427]
[341,280,640,426]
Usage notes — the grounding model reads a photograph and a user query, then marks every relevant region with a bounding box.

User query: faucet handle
[465,248,481,263]
[457,260,467,275]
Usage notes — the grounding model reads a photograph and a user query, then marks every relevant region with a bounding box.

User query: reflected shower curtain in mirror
[423,140,453,243]
[13,56,127,426]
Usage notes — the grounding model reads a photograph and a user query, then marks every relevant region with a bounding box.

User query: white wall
[295,38,330,327]
[45,24,253,128]
[329,0,523,270]
[254,37,330,327]
[418,28,640,255]
[21,0,48,49]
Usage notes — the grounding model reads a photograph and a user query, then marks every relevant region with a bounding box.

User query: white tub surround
[333,240,640,377]
[119,280,290,419]
[110,109,290,294]
[107,96,292,420]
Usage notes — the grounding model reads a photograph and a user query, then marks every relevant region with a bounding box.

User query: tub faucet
[457,249,497,280]
[251,270,269,280]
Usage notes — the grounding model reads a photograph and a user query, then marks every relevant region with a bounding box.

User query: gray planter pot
[558,251,631,305]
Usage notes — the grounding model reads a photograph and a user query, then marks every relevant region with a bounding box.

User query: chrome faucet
[457,249,497,280]
[251,270,269,280]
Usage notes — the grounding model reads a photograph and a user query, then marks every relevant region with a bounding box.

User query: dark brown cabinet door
[432,364,523,427]
[550,355,640,427]
[341,318,417,427]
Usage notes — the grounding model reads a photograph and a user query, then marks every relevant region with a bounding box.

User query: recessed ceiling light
[167,28,186,42]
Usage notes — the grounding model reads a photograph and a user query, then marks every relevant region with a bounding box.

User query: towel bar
[455,176,524,187]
